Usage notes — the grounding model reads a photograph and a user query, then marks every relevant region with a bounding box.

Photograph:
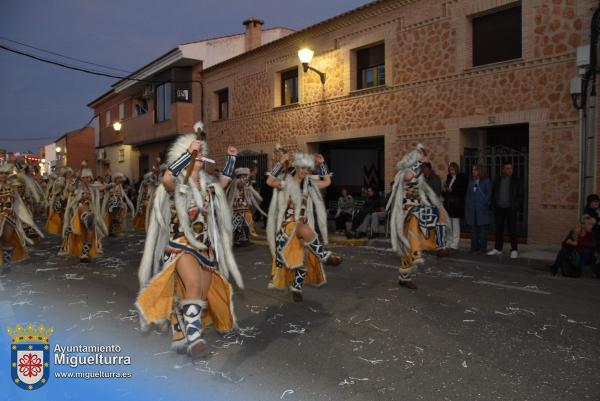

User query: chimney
[243,17,264,52]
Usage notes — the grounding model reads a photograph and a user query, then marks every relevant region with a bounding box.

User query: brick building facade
[54,127,97,175]
[198,0,598,245]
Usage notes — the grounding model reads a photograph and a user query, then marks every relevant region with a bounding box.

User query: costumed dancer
[46,174,68,235]
[9,165,44,241]
[0,164,44,274]
[226,167,267,246]
[136,121,243,358]
[266,148,342,302]
[387,144,449,289]
[102,172,135,236]
[59,163,107,262]
[132,172,157,230]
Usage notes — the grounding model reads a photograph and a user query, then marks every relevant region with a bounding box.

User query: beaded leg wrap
[435,224,446,249]
[399,253,417,282]
[170,305,187,353]
[182,299,208,356]
[80,241,91,262]
[1,247,13,274]
[291,269,307,293]
[305,237,331,262]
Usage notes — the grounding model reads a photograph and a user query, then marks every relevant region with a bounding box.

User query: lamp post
[298,48,326,85]
[113,121,122,132]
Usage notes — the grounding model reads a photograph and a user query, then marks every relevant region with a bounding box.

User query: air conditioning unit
[142,85,154,99]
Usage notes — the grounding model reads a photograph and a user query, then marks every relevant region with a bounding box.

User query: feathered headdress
[293,153,315,169]
[234,167,250,177]
[80,161,93,178]
[397,143,425,171]
[0,164,13,174]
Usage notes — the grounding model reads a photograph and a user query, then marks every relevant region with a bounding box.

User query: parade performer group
[136,122,243,357]
[0,120,449,360]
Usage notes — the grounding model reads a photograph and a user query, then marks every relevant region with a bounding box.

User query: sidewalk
[328,235,556,267]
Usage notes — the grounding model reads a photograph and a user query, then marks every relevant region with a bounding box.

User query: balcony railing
[122,102,194,146]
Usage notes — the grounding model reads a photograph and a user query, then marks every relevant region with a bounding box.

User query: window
[119,103,125,120]
[280,68,299,106]
[155,82,172,122]
[217,89,229,120]
[472,5,522,66]
[105,110,111,127]
[118,149,125,163]
[356,43,385,89]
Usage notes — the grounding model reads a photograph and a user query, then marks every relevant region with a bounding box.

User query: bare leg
[176,253,213,300]
[295,220,342,266]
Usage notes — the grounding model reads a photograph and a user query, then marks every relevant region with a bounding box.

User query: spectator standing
[422,162,442,197]
[335,187,354,235]
[488,162,523,259]
[551,215,597,277]
[442,162,468,250]
[466,164,491,254]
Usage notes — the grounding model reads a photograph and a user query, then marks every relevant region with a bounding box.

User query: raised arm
[219,146,237,189]
[266,151,290,190]
[162,139,201,192]
[313,154,332,189]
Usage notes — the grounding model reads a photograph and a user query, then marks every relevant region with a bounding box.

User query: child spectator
[551,214,597,277]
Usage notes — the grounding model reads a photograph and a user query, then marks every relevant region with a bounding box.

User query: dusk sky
[0,0,369,152]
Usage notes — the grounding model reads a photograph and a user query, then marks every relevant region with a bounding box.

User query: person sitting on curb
[551,214,597,278]
[347,186,383,239]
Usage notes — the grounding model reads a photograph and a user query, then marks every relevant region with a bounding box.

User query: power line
[2,137,60,141]
[0,43,154,82]
[0,36,133,74]
[0,44,203,85]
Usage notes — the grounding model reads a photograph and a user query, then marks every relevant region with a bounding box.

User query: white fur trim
[292,153,314,169]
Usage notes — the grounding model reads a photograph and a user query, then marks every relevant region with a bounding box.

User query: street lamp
[113,121,122,132]
[55,147,62,153]
[298,47,326,85]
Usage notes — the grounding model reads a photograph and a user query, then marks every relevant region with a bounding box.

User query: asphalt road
[1,230,599,401]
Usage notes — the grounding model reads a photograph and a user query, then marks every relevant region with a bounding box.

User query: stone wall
[200,0,597,244]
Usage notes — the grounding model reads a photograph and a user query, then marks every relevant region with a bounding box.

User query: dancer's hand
[188,140,202,155]
[280,151,290,164]
[227,146,238,156]
[314,153,325,165]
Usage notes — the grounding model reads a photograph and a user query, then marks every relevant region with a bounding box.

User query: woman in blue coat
[466,164,491,253]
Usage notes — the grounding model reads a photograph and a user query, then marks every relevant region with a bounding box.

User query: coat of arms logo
[7,323,53,390]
